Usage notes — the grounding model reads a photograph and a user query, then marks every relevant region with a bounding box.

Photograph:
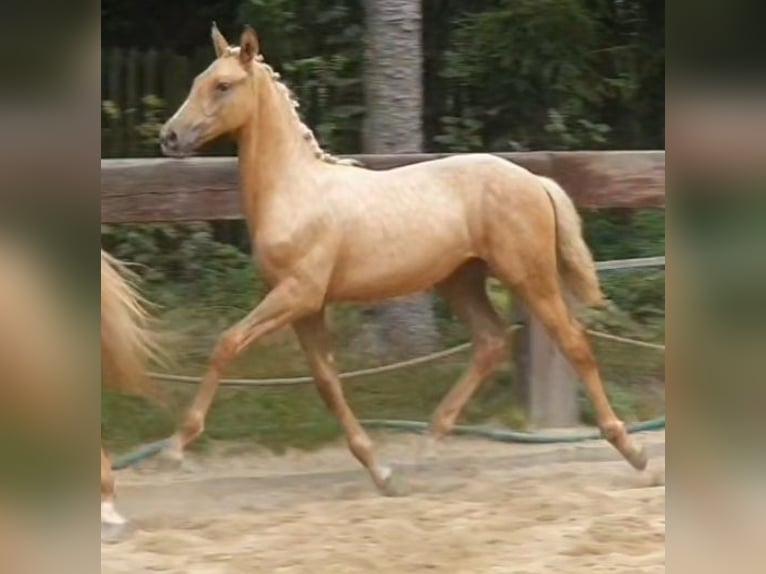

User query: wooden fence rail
[101,150,664,223]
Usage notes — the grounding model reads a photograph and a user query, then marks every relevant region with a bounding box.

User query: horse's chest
[254,218,326,275]
[255,232,301,276]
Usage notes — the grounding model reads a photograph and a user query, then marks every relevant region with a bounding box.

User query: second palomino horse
[101,249,164,539]
[158,24,647,494]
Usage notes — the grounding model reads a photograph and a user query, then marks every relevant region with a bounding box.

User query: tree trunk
[361,0,440,360]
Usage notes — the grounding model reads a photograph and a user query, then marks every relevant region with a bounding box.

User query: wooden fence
[100,150,665,429]
[101,151,664,223]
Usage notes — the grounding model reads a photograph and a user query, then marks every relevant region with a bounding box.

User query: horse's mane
[227,46,360,167]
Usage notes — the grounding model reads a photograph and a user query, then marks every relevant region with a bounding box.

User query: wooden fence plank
[101,158,242,223]
[101,151,665,223]
[143,49,158,98]
[107,48,123,157]
[551,150,666,209]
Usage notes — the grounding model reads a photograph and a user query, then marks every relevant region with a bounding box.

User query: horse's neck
[237,78,319,224]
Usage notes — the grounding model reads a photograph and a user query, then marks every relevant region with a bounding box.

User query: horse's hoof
[602,421,648,472]
[379,468,411,497]
[101,520,131,543]
[625,442,649,471]
[155,436,185,470]
[101,501,131,543]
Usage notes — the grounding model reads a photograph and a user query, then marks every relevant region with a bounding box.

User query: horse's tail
[101,250,165,400]
[537,176,606,307]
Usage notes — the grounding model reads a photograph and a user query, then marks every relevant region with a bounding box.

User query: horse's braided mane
[228,47,360,167]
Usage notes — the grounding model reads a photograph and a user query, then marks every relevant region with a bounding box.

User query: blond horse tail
[101,250,164,400]
[537,176,606,307]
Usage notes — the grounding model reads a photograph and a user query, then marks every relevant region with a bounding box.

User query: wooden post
[143,49,158,99]
[107,48,123,157]
[512,296,579,429]
[125,49,138,156]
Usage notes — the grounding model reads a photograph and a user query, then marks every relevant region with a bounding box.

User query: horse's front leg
[293,311,408,496]
[167,276,325,459]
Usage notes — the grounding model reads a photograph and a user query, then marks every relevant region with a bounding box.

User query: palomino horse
[158,24,647,494]
[101,249,163,539]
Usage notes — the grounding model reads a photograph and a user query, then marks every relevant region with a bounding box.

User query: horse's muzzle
[159,125,198,158]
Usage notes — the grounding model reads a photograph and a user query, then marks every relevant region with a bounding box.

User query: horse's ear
[239,26,260,66]
[211,22,229,58]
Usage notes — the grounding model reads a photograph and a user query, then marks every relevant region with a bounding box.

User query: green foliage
[601,272,665,322]
[579,209,665,320]
[237,0,365,154]
[133,95,167,147]
[102,94,167,157]
[101,222,264,309]
[583,209,664,260]
[101,0,663,156]
[434,0,662,152]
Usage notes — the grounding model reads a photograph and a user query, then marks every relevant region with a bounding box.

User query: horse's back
[377,152,530,178]
[323,153,547,300]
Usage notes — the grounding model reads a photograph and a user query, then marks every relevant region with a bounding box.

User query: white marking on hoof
[379,467,411,497]
[101,501,130,543]
[156,436,185,470]
[377,464,393,482]
[101,500,126,526]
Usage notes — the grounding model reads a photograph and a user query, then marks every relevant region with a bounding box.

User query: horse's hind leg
[420,260,508,458]
[492,258,648,471]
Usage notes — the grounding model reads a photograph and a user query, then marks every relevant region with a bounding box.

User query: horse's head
[160,24,261,157]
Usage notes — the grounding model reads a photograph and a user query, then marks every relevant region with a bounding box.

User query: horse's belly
[327,240,471,301]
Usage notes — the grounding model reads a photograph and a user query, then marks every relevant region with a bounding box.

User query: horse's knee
[211,330,242,367]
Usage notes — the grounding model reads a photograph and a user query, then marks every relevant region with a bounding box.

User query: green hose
[111,417,664,470]
[359,417,665,444]
[111,438,171,471]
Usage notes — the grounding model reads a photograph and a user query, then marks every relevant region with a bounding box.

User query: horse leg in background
[492,256,648,471]
[293,312,407,496]
[418,260,508,461]
[163,278,324,463]
[101,446,128,541]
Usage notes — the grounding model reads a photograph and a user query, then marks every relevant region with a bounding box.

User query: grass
[102,273,665,457]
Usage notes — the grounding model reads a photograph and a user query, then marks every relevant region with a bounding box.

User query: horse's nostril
[161,128,179,149]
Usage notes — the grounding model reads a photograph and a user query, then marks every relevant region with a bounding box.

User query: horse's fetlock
[600,419,626,444]
[180,410,205,441]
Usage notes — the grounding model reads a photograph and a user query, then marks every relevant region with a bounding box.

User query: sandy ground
[102,430,665,574]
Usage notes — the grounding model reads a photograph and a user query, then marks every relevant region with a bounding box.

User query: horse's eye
[216,82,231,93]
